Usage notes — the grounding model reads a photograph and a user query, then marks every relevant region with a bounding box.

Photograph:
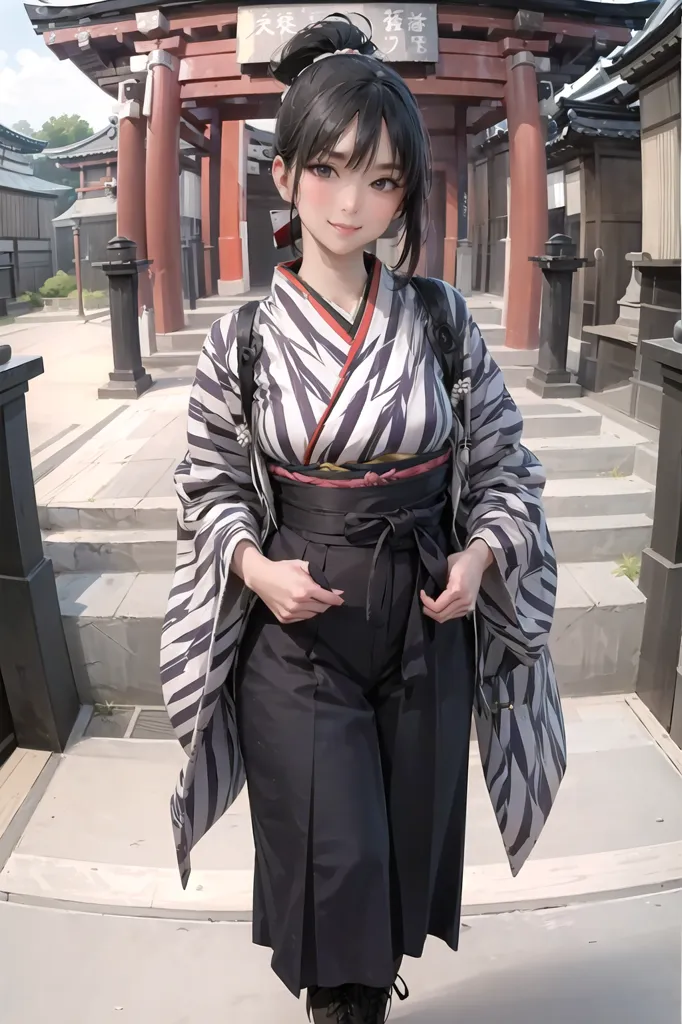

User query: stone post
[96,236,153,399]
[637,322,682,743]
[526,234,586,398]
[0,348,80,750]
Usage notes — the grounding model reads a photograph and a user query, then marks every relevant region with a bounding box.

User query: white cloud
[0,47,116,133]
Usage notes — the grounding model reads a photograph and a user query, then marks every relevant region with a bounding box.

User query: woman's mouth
[328,222,361,236]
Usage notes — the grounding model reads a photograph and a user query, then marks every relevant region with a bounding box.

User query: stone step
[194,290,268,310]
[468,303,502,325]
[633,441,659,486]
[521,407,601,438]
[39,497,177,533]
[487,344,536,369]
[39,473,653,539]
[45,506,652,575]
[531,434,638,479]
[542,477,654,518]
[44,529,177,574]
[144,350,199,370]
[548,513,653,562]
[55,561,646,706]
[156,328,206,353]
[185,306,238,330]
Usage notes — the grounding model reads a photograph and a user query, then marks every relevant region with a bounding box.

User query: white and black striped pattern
[161,264,566,886]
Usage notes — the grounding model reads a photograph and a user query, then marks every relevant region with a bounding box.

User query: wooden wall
[471,143,508,296]
[0,190,55,241]
[640,69,681,259]
[580,145,642,328]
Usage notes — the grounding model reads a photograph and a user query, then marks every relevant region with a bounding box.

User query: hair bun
[270,13,377,86]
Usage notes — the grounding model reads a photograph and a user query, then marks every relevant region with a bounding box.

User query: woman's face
[273,119,406,257]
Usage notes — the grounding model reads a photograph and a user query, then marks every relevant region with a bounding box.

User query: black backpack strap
[235,300,263,429]
[410,275,465,396]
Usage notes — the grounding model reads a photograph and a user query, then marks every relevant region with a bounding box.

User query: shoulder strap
[410,276,465,395]
[235,300,263,428]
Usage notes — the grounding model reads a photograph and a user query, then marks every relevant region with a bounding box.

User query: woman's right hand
[235,544,344,623]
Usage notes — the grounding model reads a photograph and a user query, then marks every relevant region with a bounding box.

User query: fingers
[420,589,472,623]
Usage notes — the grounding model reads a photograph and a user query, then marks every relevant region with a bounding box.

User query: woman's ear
[272,155,293,203]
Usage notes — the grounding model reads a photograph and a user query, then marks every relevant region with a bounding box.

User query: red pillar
[218,120,245,295]
[201,117,221,297]
[116,82,154,317]
[117,113,147,257]
[504,51,548,349]
[145,50,184,335]
[443,167,457,286]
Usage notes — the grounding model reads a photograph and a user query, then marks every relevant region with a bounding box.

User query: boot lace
[356,975,410,1023]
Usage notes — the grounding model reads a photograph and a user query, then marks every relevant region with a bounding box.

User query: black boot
[306,985,356,1023]
[353,976,409,1024]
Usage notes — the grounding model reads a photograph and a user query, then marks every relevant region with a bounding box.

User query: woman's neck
[297,226,369,317]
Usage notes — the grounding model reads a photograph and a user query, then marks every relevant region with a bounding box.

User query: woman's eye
[372,178,399,192]
[309,165,333,179]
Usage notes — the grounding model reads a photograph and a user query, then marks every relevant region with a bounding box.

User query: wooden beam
[541,20,632,44]
[180,120,211,152]
[181,107,209,131]
[43,9,236,48]
[407,79,506,100]
[468,104,506,134]
[438,54,507,82]
[496,37,550,55]
[439,10,514,33]
[179,53,239,82]
[185,39,236,57]
[181,77,283,100]
[134,35,186,54]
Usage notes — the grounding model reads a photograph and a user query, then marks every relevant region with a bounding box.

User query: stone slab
[2,699,682,918]
[549,513,653,562]
[44,529,177,574]
[0,893,678,1024]
[542,477,654,518]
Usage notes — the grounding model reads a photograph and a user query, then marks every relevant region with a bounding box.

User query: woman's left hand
[420,540,493,623]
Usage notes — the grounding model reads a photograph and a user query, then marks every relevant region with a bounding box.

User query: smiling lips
[329,222,361,235]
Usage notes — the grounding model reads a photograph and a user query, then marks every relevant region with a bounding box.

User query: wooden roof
[24,0,658,116]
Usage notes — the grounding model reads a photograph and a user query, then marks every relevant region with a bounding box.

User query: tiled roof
[43,122,118,161]
[0,167,70,195]
[0,123,46,154]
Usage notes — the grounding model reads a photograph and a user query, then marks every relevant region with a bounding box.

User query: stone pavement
[0,315,191,479]
[0,880,679,1022]
[1,695,682,921]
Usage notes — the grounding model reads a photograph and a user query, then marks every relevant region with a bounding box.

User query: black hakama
[234,460,475,996]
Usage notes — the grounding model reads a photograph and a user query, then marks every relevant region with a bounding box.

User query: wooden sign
[237,4,438,65]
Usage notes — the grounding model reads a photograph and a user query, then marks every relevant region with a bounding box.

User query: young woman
[161,15,566,1024]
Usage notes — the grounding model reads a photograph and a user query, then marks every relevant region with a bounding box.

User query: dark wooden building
[0,123,70,305]
[579,0,680,427]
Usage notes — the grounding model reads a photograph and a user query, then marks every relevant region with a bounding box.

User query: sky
[0,0,117,133]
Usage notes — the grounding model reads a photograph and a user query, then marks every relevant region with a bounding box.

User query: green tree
[35,114,93,149]
[11,120,35,138]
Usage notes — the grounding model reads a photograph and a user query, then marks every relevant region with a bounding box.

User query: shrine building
[25,0,654,349]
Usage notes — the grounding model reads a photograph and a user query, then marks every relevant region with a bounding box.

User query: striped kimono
[160,260,566,888]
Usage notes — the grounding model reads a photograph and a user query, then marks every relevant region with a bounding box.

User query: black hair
[269,14,431,278]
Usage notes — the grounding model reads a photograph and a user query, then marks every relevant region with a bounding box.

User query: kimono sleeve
[174,313,265,570]
[455,307,557,665]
